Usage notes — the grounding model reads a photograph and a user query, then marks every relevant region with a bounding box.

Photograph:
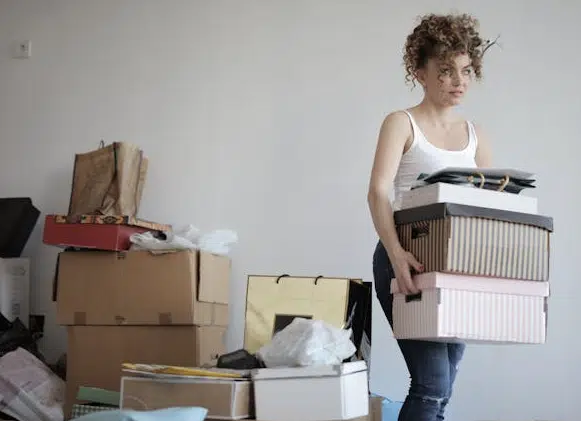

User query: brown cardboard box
[56,249,230,326]
[65,325,226,418]
[121,375,252,419]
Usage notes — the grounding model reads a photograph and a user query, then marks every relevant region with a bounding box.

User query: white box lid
[251,360,367,380]
[390,272,549,297]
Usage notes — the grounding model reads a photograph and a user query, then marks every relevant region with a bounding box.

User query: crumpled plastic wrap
[129,225,238,256]
[256,318,356,368]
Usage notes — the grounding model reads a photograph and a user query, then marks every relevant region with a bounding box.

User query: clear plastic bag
[257,318,356,367]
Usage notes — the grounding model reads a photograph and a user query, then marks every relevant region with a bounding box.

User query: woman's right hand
[390,248,424,295]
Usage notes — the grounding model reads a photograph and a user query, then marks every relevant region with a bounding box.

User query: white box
[401,182,538,214]
[0,258,30,326]
[390,272,548,344]
[251,361,369,421]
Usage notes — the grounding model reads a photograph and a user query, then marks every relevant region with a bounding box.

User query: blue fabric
[382,397,404,421]
[73,407,208,421]
[373,240,466,421]
[371,393,403,421]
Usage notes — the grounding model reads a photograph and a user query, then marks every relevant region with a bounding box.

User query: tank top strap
[466,120,479,151]
[402,110,427,148]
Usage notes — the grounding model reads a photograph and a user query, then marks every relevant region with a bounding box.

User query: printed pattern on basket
[393,288,547,344]
[397,216,550,281]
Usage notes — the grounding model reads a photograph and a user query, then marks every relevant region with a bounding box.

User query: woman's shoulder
[377,110,414,151]
[380,110,413,132]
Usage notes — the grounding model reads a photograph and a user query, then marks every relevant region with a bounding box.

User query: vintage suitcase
[43,214,169,251]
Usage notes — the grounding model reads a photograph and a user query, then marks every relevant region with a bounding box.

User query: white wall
[0,1,579,420]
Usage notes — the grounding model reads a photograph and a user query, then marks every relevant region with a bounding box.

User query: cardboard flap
[198,251,230,305]
[394,203,553,231]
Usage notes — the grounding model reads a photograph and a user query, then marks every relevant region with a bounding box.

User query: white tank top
[392,110,478,210]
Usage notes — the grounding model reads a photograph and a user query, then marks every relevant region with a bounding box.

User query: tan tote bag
[67,141,148,217]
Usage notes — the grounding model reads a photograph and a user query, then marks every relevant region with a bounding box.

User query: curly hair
[403,13,493,86]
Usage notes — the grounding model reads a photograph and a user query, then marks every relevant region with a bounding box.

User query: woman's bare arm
[368,112,422,294]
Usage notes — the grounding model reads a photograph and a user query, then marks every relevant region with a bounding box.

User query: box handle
[411,224,429,239]
[405,292,422,303]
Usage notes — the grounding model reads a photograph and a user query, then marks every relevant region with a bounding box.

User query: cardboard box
[394,203,553,281]
[244,275,371,354]
[400,182,539,214]
[391,272,549,343]
[252,361,369,421]
[0,258,30,326]
[121,375,252,419]
[65,325,225,418]
[56,249,229,326]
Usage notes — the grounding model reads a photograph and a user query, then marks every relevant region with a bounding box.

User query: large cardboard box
[391,272,549,343]
[244,275,371,354]
[394,203,553,281]
[251,361,369,421]
[121,375,252,419]
[56,249,229,326]
[65,325,226,418]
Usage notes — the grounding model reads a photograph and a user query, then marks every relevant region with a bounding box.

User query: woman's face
[417,53,474,107]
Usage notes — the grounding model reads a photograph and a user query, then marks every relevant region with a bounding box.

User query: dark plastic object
[217,349,265,370]
[0,313,45,363]
[0,198,40,258]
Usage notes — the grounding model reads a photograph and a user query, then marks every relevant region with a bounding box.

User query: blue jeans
[373,240,465,421]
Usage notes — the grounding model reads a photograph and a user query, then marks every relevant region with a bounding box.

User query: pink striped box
[390,272,549,344]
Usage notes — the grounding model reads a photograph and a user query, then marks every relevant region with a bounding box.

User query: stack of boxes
[389,170,553,344]
[47,235,231,418]
[41,142,233,419]
[115,274,375,421]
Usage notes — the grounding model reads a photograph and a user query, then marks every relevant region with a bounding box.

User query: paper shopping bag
[243,274,371,355]
[67,141,148,217]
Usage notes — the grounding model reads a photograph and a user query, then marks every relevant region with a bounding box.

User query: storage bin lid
[394,203,553,232]
[251,360,367,381]
[390,272,550,297]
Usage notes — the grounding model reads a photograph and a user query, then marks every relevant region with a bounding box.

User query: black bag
[0,198,40,258]
[416,167,536,194]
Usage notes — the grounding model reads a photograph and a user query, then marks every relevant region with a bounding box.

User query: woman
[367,13,494,421]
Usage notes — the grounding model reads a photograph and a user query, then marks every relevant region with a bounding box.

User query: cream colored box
[391,272,549,344]
[120,375,252,420]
